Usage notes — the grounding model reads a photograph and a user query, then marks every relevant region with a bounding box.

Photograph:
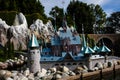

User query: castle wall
[29,49,41,73]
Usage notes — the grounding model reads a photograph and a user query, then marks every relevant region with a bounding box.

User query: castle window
[79,63,83,65]
[33,52,35,54]
[55,64,59,66]
[61,63,65,66]
[67,63,71,65]
[37,51,39,53]
[73,63,77,65]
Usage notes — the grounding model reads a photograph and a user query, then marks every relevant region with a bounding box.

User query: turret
[28,34,41,73]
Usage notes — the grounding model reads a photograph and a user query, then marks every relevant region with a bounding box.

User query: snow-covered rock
[0,12,29,50]
[29,19,55,42]
[23,68,30,77]
[6,77,13,80]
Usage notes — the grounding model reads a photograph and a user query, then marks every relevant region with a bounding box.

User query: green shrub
[0,11,17,25]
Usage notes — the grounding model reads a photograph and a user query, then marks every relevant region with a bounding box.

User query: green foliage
[4,41,15,60]
[0,11,17,25]
[0,35,15,61]
[26,13,47,27]
[49,1,106,34]
[107,12,120,33]
[67,1,106,33]
[0,49,5,61]
[0,0,48,26]
[87,35,95,48]
[0,0,45,15]
[66,1,95,33]
[49,6,64,30]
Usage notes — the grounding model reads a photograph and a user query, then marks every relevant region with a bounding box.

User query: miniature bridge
[88,34,120,56]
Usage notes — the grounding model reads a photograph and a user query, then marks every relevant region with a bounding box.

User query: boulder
[42,75,53,80]
[57,66,62,71]
[34,76,41,80]
[62,72,69,78]
[56,71,62,75]
[69,71,76,76]
[82,65,88,71]
[23,68,30,77]
[34,71,42,77]
[6,77,13,80]
[19,55,25,60]
[49,67,56,73]
[27,73,34,80]
[13,76,19,80]
[74,66,84,74]
[82,70,88,73]
[75,66,84,71]
[46,70,51,75]
[62,66,69,72]
[93,67,99,71]
[0,70,6,76]
[4,71,12,78]
[40,68,47,77]
[54,74,62,79]
[18,73,28,80]
[0,62,8,69]
[19,76,28,80]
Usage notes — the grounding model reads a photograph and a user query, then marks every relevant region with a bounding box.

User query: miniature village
[0,12,120,80]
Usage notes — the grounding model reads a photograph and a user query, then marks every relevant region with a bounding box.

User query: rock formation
[0,13,29,50]
[0,13,55,50]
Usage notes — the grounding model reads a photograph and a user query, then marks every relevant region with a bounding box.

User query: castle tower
[28,34,41,73]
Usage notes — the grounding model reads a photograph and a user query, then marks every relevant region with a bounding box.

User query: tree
[9,0,17,11]
[49,0,106,33]
[67,1,95,33]
[89,4,106,33]
[0,0,48,25]
[0,0,10,11]
[107,12,120,33]
[49,6,64,30]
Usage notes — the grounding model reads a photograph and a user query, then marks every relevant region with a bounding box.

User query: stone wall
[58,65,120,80]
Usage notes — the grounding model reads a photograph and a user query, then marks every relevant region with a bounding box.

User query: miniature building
[28,17,111,70]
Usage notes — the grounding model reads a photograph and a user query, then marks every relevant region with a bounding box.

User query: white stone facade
[29,49,41,73]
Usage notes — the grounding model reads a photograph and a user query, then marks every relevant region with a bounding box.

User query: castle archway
[114,39,120,56]
[97,38,113,55]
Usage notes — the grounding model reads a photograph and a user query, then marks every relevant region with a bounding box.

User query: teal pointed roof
[84,46,95,54]
[93,45,99,51]
[98,45,111,53]
[81,25,94,54]
[28,34,39,48]
[80,34,87,54]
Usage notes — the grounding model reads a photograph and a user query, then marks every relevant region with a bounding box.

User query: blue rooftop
[41,52,67,61]
[42,48,51,53]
